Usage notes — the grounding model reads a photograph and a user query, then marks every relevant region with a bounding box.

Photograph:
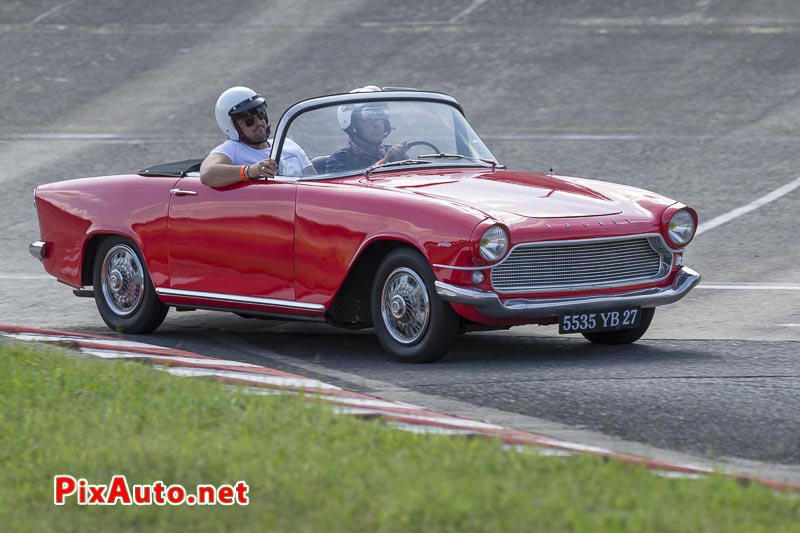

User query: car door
[166,176,297,301]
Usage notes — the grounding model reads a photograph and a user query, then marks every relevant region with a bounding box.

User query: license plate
[559,307,642,334]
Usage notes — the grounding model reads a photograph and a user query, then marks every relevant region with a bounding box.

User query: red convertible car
[30,88,700,362]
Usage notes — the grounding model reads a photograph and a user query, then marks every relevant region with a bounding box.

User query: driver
[325,85,408,174]
[200,86,315,188]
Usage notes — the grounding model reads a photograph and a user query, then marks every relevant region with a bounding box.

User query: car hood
[365,168,624,219]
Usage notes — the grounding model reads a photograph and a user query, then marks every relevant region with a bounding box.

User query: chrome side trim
[29,241,46,262]
[167,304,326,323]
[435,266,700,319]
[155,288,326,312]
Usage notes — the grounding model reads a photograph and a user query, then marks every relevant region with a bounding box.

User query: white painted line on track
[696,176,800,236]
[697,283,800,290]
[30,0,81,24]
[2,333,164,349]
[3,333,88,343]
[504,444,575,457]
[234,387,427,410]
[0,133,217,141]
[315,395,425,410]
[79,348,263,367]
[387,422,478,436]
[449,0,490,23]
[482,133,800,141]
[532,438,615,455]
[160,366,341,390]
[331,407,504,430]
[651,471,708,480]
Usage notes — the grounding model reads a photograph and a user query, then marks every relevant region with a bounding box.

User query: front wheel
[93,237,168,334]
[371,249,459,363]
[582,308,655,345]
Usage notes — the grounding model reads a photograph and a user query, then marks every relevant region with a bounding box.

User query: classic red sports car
[30,88,700,362]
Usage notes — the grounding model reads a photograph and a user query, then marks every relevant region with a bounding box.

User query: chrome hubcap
[389,295,406,318]
[101,244,145,317]
[380,267,430,345]
[109,270,122,291]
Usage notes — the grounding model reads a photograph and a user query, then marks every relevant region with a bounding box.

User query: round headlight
[667,209,696,246]
[479,225,509,261]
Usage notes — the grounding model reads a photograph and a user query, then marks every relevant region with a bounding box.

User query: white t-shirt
[210,138,312,177]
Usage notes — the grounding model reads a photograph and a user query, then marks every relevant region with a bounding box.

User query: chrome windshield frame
[270,90,498,179]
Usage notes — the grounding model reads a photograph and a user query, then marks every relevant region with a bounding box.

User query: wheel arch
[327,239,424,327]
[80,231,143,287]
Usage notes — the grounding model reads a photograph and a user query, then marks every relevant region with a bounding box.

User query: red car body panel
[36,174,178,288]
[165,177,297,300]
[34,165,693,327]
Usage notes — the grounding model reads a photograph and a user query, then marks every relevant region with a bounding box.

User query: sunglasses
[238,110,268,128]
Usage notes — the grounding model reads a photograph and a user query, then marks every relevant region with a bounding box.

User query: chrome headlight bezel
[479,225,509,262]
[667,209,696,247]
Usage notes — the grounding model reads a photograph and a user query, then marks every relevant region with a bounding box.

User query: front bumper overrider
[29,241,46,262]
[435,266,701,319]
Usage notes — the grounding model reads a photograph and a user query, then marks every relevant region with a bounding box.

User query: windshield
[277,99,499,177]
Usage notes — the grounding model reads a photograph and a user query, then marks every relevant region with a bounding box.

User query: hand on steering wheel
[383,142,408,163]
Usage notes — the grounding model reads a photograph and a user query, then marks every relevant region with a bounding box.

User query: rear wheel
[371,249,459,363]
[93,237,168,334]
[582,308,655,345]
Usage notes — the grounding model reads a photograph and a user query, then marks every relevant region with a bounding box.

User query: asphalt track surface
[1,1,799,482]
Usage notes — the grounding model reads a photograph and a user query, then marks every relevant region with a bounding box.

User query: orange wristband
[240,165,248,181]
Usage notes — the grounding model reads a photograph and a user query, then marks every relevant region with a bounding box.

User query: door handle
[170,189,198,196]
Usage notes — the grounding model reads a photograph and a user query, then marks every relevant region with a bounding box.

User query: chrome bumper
[435,266,701,319]
[29,241,46,262]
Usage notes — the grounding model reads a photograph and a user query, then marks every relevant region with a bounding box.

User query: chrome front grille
[490,235,673,293]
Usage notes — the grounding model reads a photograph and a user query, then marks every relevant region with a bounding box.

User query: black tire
[93,237,168,334]
[581,308,655,345]
[371,249,459,363]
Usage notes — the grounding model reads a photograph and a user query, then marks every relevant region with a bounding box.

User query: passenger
[200,86,315,188]
[326,85,408,174]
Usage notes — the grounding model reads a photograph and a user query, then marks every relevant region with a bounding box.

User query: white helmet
[214,86,267,141]
[337,85,389,136]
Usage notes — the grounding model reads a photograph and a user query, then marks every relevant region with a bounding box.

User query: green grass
[1,343,798,532]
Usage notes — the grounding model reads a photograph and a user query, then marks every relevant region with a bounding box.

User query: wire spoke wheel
[100,244,145,316]
[380,267,430,344]
[371,249,459,363]
[91,238,166,334]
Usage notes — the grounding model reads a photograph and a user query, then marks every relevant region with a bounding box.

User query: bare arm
[199,153,277,188]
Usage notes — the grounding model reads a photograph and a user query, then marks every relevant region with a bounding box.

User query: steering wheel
[405,140,441,155]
